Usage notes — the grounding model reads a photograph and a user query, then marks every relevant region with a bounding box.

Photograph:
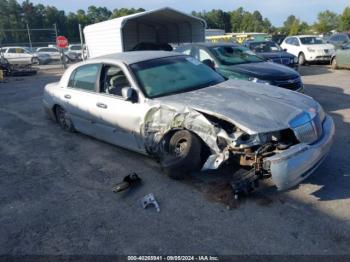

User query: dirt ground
[0,65,350,255]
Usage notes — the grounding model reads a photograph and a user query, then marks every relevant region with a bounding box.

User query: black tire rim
[174,138,188,157]
[56,107,70,130]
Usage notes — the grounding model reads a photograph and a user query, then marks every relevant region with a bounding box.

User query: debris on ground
[230,168,260,199]
[112,172,141,193]
[202,182,239,210]
[141,193,160,212]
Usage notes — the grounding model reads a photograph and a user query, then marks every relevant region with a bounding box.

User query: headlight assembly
[307,47,316,52]
[293,57,299,63]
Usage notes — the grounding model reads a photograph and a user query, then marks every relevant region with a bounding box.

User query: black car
[244,40,299,70]
[327,32,350,49]
[175,42,303,92]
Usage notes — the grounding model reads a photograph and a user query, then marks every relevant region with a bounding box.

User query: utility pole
[54,23,58,39]
[26,23,32,49]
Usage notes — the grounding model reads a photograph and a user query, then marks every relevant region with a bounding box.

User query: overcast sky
[30,0,349,26]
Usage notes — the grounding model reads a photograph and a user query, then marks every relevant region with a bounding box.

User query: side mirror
[202,59,215,70]
[283,48,287,52]
[121,87,136,102]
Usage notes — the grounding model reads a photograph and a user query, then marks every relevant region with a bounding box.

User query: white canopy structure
[84,7,207,58]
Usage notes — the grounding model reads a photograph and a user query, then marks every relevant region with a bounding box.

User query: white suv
[281,35,335,65]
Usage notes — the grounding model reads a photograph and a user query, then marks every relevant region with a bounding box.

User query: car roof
[293,35,319,38]
[92,51,182,64]
[2,46,27,49]
[247,40,274,44]
[180,42,240,48]
[37,47,57,49]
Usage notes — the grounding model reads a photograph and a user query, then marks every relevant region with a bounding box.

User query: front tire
[55,106,75,132]
[161,130,202,179]
[298,52,306,65]
[63,55,70,63]
[31,57,40,65]
[331,57,338,70]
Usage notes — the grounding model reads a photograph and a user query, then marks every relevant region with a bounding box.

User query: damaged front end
[141,103,334,193]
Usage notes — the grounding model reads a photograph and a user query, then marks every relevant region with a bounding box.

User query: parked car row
[0,44,84,66]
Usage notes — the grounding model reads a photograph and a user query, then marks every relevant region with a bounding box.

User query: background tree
[0,0,349,46]
[314,10,339,33]
[111,8,144,19]
[339,7,350,31]
[282,15,310,35]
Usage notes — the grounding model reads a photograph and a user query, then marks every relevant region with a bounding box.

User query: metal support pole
[26,23,32,49]
[54,23,58,39]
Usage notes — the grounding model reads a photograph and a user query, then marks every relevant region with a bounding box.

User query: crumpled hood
[224,62,299,81]
[153,79,318,134]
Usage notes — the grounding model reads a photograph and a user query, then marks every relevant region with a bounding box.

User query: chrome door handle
[96,102,107,109]
[64,94,71,99]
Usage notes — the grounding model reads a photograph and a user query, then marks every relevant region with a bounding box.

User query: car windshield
[130,56,225,98]
[249,41,281,53]
[300,37,324,45]
[70,45,82,50]
[210,46,265,65]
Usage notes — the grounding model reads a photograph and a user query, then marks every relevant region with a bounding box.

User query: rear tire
[161,130,202,179]
[31,57,40,65]
[298,52,306,65]
[55,106,75,132]
[63,55,70,63]
[331,57,338,70]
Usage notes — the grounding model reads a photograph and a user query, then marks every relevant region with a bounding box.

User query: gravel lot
[0,65,349,255]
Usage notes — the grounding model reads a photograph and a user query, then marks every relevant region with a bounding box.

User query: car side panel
[93,94,148,153]
[337,49,350,67]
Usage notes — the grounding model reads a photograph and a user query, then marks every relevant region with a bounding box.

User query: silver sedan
[43,51,335,192]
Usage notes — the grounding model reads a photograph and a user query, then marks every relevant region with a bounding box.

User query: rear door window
[69,64,100,92]
[338,34,347,42]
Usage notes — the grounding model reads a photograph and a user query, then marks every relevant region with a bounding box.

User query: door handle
[96,102,107,109]
[64,94,71,99]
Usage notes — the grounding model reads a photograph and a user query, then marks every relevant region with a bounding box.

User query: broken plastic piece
[112,172,141,193]
[141,193,160,212]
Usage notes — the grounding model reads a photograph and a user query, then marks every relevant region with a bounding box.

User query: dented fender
[141,105,233,169]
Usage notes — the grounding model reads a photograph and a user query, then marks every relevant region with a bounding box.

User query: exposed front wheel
[161,130,202,179]
[55,106,75,132]
[298,53,306,65]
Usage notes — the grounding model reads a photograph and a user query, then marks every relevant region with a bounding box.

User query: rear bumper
[264,115,335,191]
